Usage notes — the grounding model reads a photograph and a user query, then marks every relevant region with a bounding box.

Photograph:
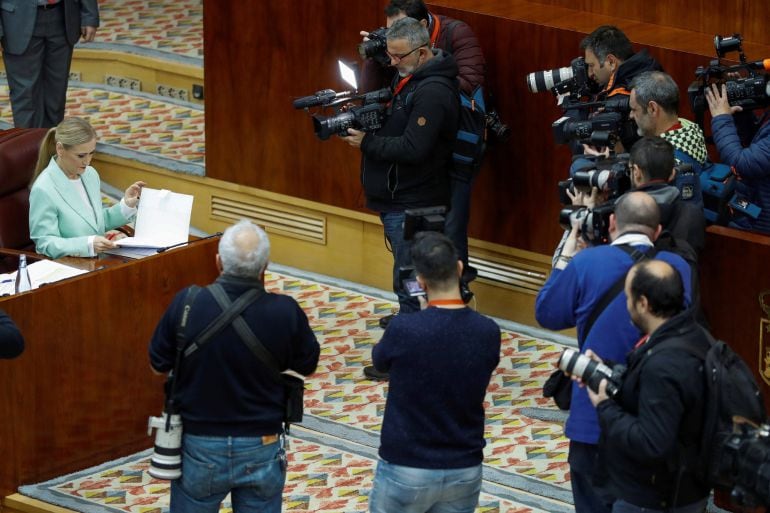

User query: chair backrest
[0,128,48,251]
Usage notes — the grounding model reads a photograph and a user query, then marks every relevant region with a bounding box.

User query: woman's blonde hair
[32,117,97,183]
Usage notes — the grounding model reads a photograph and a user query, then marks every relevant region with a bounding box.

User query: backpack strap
[580,244,656,341]
[206,283,285,384]
[182,284,263,358]
[165,285,202,413]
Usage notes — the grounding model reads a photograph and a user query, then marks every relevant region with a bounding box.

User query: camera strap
[167,285,202,415]
[581,244,656,341]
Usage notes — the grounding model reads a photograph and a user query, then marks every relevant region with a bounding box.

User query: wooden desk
[0,238,220,496]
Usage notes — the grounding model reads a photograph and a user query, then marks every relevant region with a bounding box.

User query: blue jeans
[445,176,475,268]
[380,212,419,313]
[170,434,286,513]
[612,498,708,513]
[368,459,482,513]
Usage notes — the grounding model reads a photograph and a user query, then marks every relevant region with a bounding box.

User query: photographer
[368,232,500,513]
[706,83,770,234]
[360,0,486,283]
[585,260,711,512]
[342,17,459,326]
[628,72,708,170]
[536,191,692,513]
[148,221,320,513]
[0,308,24,359]
[627,137,706,255]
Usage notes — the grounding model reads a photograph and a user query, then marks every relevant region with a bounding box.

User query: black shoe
[378,313,396,329]
[363,365,389,381]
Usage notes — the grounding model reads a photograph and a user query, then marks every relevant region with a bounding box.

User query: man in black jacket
[343,16,459,322]
[149,220,320,513]
[585,259,711,512]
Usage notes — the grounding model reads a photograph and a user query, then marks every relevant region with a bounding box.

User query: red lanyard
[428,299,465,307]
[429,15,441,48]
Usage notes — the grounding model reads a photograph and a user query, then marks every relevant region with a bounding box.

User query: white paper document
[116,188,194,249]
[0,260,88,295]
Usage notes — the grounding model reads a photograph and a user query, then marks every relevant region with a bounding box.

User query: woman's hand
[123,181,146,208]
[93,236,117,253]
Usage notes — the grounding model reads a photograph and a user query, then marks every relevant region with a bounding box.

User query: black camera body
[358,27,389,66]
[688,33,770,119]
[559,202,615,245]
[294,87,392,141]
[715,421,770,508]
[527,56,598,101]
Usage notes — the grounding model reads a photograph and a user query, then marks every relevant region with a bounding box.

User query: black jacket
[636,182,705,256]
[605,49,663,96]
[0,308,23,359]
[596,309,711,509]
[360,50,459,212]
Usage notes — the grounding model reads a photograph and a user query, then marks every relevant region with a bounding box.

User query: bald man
[149,220,320,513]
[536,191,693,513]
[586,259,711,512]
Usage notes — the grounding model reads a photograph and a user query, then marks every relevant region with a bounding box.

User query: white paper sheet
[116,188,194,249]
[0,259,88,296]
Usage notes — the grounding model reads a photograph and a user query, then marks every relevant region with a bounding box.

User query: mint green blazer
[29,158,130,258]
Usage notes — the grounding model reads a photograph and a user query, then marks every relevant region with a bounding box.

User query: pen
[0,278,13,284]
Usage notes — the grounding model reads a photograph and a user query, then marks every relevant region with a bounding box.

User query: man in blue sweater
[369,232,500,513]
[149,220,320,513]
[536,191,692,513]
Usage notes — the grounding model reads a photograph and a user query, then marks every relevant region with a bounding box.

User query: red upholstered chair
[0,128,49,270]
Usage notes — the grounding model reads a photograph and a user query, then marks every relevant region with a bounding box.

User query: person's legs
[368,459,441,513]
[229,435,286,513]
[3,40,46,128]
[380,212,419,314]
[568,441,614,513]
[39,5,73,128]
[444,176,474,275]
[170,435,230,513]
[428,465,482,513]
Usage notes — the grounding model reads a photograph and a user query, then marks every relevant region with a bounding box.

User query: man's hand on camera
[566,187,601,209]
[582,144,610,158]
[706,83,742,117]
[360,30,370,42]
[587,378,609,407]
[554,224,584,270]
[341,128,365,148]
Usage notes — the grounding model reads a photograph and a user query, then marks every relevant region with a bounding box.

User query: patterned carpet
[19,268,575,513]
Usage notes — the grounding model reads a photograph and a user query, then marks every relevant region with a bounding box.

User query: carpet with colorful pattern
[19,267,576,513]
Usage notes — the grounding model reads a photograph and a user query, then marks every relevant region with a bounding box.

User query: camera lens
[527,66,575,93]
[557,348,615,394]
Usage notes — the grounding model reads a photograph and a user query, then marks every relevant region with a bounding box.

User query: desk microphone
[156,232,223,253]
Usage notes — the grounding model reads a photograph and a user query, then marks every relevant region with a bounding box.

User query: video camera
[688,33,770,120]
[558,153,632,204]
[551,95,631,147]
[293,61,391,140]
[399,206,474,304]
[526,57,598,103]
[713,419,770,508]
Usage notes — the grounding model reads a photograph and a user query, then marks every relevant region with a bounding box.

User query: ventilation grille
[211,196,325,244]
[469,255,548,293]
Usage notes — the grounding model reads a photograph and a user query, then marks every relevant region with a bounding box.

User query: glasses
[386,44,426,63]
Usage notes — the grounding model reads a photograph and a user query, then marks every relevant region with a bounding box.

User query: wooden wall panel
[204,0,770,255]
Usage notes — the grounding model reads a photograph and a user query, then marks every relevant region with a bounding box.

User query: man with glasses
[342,16,459,379]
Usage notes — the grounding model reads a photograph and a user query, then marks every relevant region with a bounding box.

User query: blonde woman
[29,117,145,258]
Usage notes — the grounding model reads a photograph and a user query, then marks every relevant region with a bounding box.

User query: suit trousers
[2,5,73,128]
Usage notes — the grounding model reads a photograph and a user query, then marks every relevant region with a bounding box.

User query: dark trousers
[3,5,73,128]
[380,211,419,314]
[445,175,475,269]
[569,440,614,513]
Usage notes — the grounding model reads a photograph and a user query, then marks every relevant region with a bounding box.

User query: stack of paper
[116,188,194,249]
[0,260,88,295]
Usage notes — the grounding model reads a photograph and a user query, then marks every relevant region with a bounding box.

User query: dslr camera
[714,420,770,508]
[526,57,597,102]
[688,33,770,120]
[358,27,390,66]
[557,347,626,398]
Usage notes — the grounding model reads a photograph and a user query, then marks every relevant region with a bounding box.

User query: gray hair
[218,220,270,278]
[629,71,680,115]
[386,16,429,48]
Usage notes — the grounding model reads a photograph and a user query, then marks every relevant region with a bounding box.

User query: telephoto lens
[147,412,184,480]
[526,66,575,93]
[557,347,622,397]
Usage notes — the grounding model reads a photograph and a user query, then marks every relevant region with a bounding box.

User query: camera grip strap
[166,286,202,413]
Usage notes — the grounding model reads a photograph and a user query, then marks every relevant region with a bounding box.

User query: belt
[38,2,62,10]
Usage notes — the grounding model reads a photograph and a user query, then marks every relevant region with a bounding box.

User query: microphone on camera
[292,89,351,109]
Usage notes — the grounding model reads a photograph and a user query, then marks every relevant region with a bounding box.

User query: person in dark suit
[0,0,99,128]
[0,309,24,359]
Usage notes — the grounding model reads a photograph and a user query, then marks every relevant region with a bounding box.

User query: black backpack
[660,331,767,488]
[415,76,487,179]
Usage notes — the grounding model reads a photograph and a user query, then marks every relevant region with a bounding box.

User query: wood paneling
[700,226,770,411]
[204,0,770,256]
[0,240,220,496]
